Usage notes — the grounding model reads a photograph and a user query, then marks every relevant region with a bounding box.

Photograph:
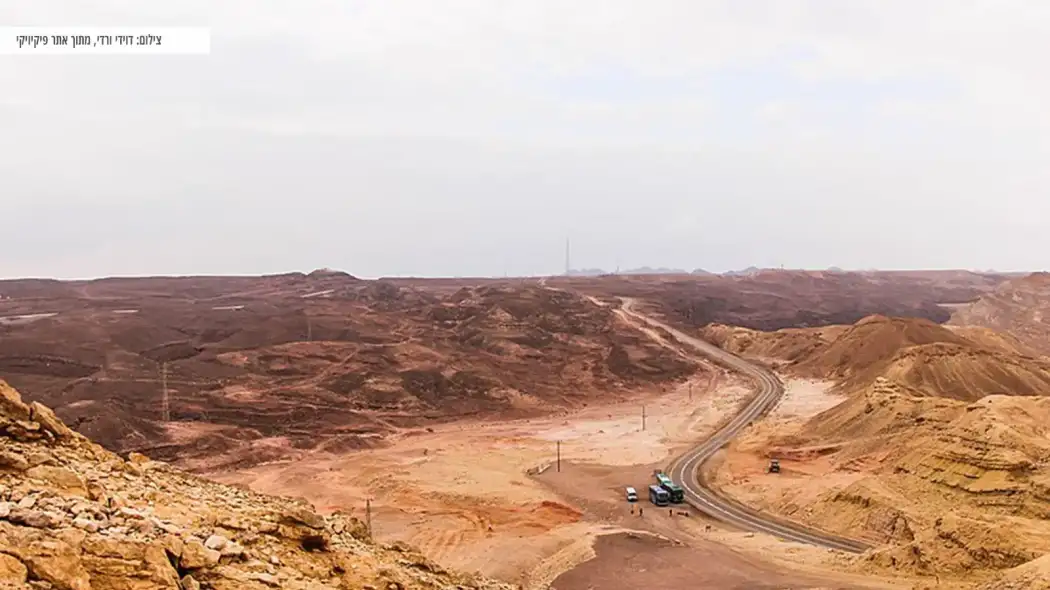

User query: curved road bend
[618,298,871,554]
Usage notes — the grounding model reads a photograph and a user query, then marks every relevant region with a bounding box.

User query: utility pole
[642,404,647,431]
[556,440,561,472]
[365,498,373,537]
[161,363,170,423]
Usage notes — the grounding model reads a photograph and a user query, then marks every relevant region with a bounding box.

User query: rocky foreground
[0,380,513,590]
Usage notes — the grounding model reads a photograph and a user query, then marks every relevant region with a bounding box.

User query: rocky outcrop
[795,390,1050,576]
[865,513,1040,574]
[0,380,514,589]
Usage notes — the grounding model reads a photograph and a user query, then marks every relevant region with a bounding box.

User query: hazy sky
[2,1,1049,278]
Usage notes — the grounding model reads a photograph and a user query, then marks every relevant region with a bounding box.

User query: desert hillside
[703,315,1050,402]
[950,271,1050,355]
[789,382,1050,576]
[713,377,1050,584]
[556,269,1010,331]
[0,276,696,469]
[704,311,1050,583]
[0,380,513,589]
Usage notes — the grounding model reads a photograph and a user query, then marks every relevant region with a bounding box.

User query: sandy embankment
[210,373,753,583]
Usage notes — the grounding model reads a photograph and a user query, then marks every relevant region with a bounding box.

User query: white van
[625,487,638,502]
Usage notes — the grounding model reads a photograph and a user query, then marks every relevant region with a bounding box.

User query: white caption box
[0,27,210,55]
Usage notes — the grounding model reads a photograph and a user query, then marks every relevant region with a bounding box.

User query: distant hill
[620,267,688,275]
[567,266,691,276]
[722,266,763,276]
[566,268,607,277]
[949,272,1050,354]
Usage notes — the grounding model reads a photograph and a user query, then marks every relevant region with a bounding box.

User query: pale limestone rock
[204,534,228,551]
[72,518,99,533]
[180,540,221,570]
[81,537,179,589]
[8,509,63,529]
[25,466,87,498]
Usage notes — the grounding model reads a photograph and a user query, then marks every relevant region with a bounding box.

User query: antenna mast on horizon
[564,237,571,276]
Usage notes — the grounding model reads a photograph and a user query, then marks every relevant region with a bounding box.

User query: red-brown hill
[0,276,696,470]
[950,271,1050,355]
[551,269,1009,331]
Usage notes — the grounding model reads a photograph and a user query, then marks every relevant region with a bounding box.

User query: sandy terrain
[714,366,1050,585]
[551,532,842,590]
[712,378,861,520]
[213,373,912,589]
[212,373,758,584]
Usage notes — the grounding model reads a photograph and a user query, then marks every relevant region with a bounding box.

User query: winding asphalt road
[618,298,871,554]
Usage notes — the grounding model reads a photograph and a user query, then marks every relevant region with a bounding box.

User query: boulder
[180,540,221,570]
[25,466,88,498]
[220,541,245,559]
[0,451,28,472]
[0,524,91,590]
[0,553,26,585]
[8,509,64,529]
[204,534,229,551]
[28,402,74,440]
[0,381,30,422]
[81,537,180,589]
[127,452,151,465]
[72,518,100,533]
[281,507,325,530]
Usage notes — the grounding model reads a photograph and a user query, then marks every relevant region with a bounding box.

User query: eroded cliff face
[0,380,513,590]
[798,386,1050,576]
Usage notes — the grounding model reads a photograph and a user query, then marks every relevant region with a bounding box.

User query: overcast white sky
[2,0,1049,278]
